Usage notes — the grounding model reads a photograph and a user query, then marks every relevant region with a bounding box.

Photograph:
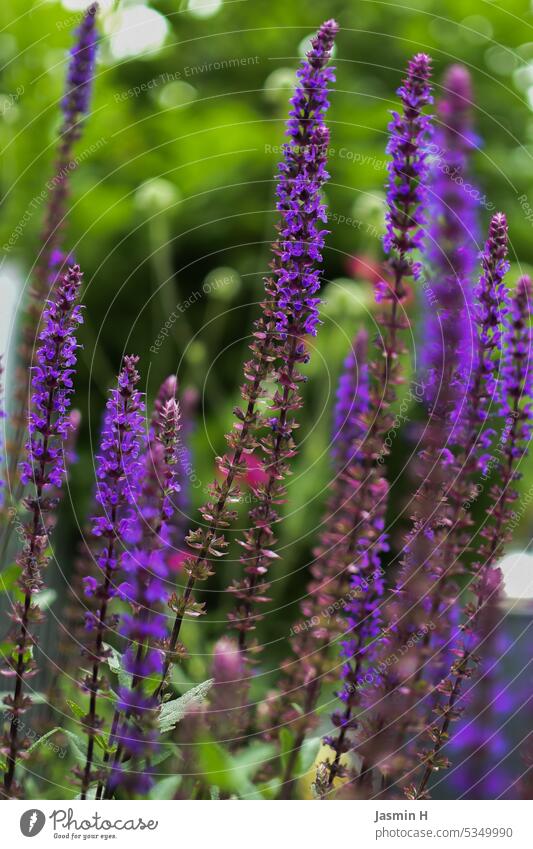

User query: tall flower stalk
[382,213,508,780]
[9,4,98,497]
[311,336,389,796]
[345,215,509,797]
[78,356,145,799]
[407,213,510,694]
[1,266,83,798]
[37,3,98,288]
[275,53,433,798]
[377,52,433,386]
[274,332,381,796]
[228,115,334,650]
[409,275,532,800]
[102,394,181,798]
[422,64,479,392]
[153,19,338,698]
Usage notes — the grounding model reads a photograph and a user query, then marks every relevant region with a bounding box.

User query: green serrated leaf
[158,679,214,734]
[104,643,130,689]
[67,699,85,720]
[67,701,116,755]
[62,729,104,769]
[26,727,63,756]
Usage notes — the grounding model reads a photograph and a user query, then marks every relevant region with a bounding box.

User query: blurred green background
[1,0,533,670]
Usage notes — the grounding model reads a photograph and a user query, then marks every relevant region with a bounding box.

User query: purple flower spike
[422,64,480,395]
[227,20,338,651]
[2,266,83,798]
[460,213,509,454]
[409,273,532,801]
[20,267,84,493]
[500,275,533,436]
[273,19,338,337]
[332,329,370,467]
[34,4,98,290]
[384,53,432,285]
[103,395,182,798]
[78,355,145,799]
[62,3,99,134]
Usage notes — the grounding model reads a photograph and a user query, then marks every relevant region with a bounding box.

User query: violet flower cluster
[409,276,532,800]
[2,265,83,798]
[422,65,480,389]
[318,336,389,793]
[39,3,98,289]
[383,53,432,286]
[273,19,338,337]
[62,3,99,134]
[79,355,145,798]
[11,5,98,501]
[108,396,181,796]
[228,23,337,662]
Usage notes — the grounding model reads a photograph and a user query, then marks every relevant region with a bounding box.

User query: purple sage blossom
[228,21,337,649]
[105,398,181,797]
[78,355,145,799]
[2,266,83,797]
[422,65,480,392]
[62,3,99,134]
[38,4,98,287]
[274,19,338,337]
[332,330,370,467]
[155,22,337,703]
[383,53,432,285]
[409,276,533,800]
[11,7,98,493]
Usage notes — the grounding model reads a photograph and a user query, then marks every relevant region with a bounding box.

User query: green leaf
[104,643,130,689]
[0,563,21,594]
[34,589,57,609]
[209,785,220,800]
[279,727,294,773]
[158,679,214,734]
[66,701,116,755]
[26,727,63,756]
[67,699,85,720]
[298,735,322,775]
[149,774,181,799]
[148,743,175,768]
[62,729,103,768]
[198,738,275,800]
